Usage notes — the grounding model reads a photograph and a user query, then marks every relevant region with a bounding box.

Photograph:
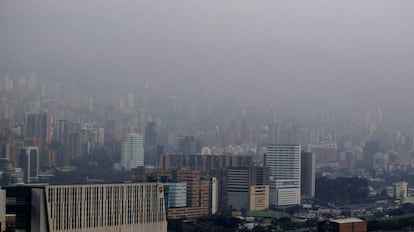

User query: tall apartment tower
[301,151,315,198]
[121,133,144,170]
[144,122,158,166]
[18,146,39,183]
[265,144,301,207]
[25,112,52,147]
[176,136,201,167]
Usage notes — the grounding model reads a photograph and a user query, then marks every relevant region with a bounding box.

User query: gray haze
[1,0,413,111]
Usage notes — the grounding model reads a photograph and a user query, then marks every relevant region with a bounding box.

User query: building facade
[0,189,5,232]
[121,133,144,170]
[265,144,301,206]
[5,183,167,232]
[18,146,39,183]
[301,151,315,198]
[131,168,215,219]
[227,166,269,211]
[249,185,269,211]
[163,182,187,208]
[394,181,408,200]
[317,218,367,232]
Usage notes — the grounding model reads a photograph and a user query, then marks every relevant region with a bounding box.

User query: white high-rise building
[121,133,144,170]
[265,144,301,206]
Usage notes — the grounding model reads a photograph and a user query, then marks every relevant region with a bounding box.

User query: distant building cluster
[1,73,414,231]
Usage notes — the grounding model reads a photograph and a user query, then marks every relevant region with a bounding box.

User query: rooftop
[330,218,364,224]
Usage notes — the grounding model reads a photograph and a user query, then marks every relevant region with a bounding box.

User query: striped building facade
[6,183,167,232]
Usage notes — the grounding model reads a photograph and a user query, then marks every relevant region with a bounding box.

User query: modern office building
[121,133,144,170]
[227,166,269,211]
[18,146,39,183]
[162,182,187,208]
[301,151,315,198]
[144,122,158,166]
[265,144,301,206]
[5,183,167,232]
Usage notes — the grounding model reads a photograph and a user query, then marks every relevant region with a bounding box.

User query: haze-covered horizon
[1,0,413,111]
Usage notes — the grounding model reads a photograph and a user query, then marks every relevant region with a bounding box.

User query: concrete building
[208,177,219,214]
[394,181,408,200]
[301,151,315,198]
[269,179,301,206]
[317,218,367,232]
[176,136,201,167]
[265,144,301,206]
[227,166,269,211]
[0,189,5,232]
[160,153,253,171]
[132,168,215,219]
[121,133,144,170]
[24,112,52,149]
[18,146,39,183]
[310,142,338,165]
[249,185,270,211]
[5,183,167,232]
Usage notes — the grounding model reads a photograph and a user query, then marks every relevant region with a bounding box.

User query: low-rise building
[318,218,367,232]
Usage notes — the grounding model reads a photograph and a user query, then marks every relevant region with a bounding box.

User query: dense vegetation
[51,154,130,184]
[315,176,369,205]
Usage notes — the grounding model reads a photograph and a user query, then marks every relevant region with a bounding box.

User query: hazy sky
[1,1,413,110]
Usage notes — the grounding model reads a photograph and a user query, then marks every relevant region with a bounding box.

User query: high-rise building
[363,140,381,171]
[176,136,201,167]
[18,146,39,183]
[144,122,158,166]
[121,133,144,170]
[127,92,134,109]
[24,112,52,149]
[226,166,269,211]
[301,151,315,198]
[28,72,38,90]
[265,144,301,206]
[4,183,167,232]
[208,177,219,214]
[310,142,337,165]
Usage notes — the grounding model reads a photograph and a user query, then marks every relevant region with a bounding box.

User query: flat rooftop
[330,218,364,224]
